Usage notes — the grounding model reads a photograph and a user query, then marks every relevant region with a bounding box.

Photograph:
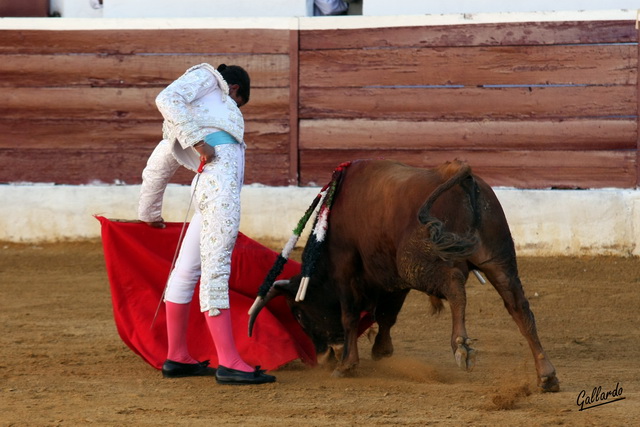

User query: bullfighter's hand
[145,221,166,229]
[194,141,216,164]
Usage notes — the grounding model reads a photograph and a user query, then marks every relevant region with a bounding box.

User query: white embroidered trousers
[164,143,244,316]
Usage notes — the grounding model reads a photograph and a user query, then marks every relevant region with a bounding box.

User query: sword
[150,158,207,329]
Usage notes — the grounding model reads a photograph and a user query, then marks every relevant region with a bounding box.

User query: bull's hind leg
[442,269,477,372]
[482,264,560,392]
[371,290,409,360]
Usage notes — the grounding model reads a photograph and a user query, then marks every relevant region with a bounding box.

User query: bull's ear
[273,278,300,298]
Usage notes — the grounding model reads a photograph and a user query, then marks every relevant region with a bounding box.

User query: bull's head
[248,275,344,360]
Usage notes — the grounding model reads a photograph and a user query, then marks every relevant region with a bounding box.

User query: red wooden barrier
[0,20,637,188]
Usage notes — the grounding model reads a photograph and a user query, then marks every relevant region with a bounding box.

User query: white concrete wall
[49,0,104,18]
[363,1,640,16]
[1,184,638,256]
[103,0,312,18]
[49,0,314,18]
[46,0,640,19]
[3,10,635,31]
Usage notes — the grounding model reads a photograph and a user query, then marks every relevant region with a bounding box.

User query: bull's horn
[248,297,263,318]
[247,280,289,337]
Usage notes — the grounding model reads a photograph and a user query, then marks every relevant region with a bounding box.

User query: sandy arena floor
[1,240,638,426]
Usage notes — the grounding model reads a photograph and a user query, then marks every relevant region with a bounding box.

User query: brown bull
[249,159,560,392]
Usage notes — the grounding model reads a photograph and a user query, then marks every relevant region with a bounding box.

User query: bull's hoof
[371,348,393,361]
[331,369,346,378]
[316,350,337,369]
[331,365,357,378]
[316,344,343,369]
[454,336,476,371]
[371,342,393,360]
[331,344,344,362]
[371,328,394,360]
[539,374,560,393]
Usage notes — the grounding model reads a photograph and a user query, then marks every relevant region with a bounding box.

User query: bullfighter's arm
[138,139,181,224]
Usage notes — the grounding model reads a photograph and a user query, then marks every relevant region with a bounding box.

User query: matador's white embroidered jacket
[138,63,245,223]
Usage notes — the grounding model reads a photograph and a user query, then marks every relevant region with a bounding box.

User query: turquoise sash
[204,131,239,147]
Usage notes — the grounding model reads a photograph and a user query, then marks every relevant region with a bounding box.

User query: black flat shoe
[162,359,216,378]
[215,365,276,385]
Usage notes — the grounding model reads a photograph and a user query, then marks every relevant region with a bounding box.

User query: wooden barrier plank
[0,87,290,121]
[0,148,291,186]
[0,88,161,121]
[300,20,637,50]
[0,29,291,54]
[0,53,290,88]
[0,119,289,150]
[300,86,636,120]
[0,120,160,149]
[0,21,637,189]
[299,149,637,188]
[300,44,636,87]
[299,119,637,151]
[246,151,293,186]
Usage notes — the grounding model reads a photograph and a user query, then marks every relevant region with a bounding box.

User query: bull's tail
[417,161,478,262]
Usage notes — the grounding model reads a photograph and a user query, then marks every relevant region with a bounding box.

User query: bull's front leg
[371,290,409,360]
[444,270,477,371]
[332,308,361,377]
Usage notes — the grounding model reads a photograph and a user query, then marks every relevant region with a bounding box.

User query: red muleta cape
[96,216,315,370]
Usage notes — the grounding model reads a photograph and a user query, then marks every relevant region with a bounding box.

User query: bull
[249,159,560,392]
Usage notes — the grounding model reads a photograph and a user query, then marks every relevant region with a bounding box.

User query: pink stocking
[165,301,198,364]
[204,309,252,372]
